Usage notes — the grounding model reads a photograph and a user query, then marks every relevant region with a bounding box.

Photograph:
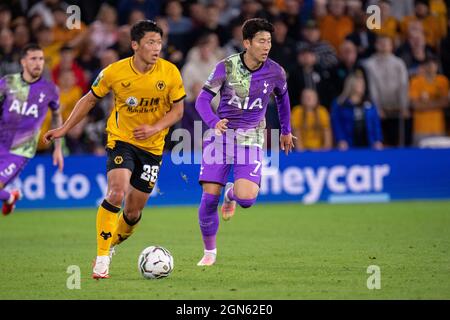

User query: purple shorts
[199,133,263,186]
[0,152,29,187]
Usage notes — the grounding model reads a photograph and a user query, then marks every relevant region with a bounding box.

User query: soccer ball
[138,246,174,279]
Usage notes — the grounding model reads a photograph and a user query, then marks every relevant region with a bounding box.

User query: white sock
[204,248,217,256]
[6,193,14,204]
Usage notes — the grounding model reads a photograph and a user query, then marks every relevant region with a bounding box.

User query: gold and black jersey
[91,56,186,155]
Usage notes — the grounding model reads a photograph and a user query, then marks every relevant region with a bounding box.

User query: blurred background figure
[319,0,354,51]
[291,88,332,151]
[409,55,449,146]
[396,20,436,77]
[89,3,118,59]
[364,35,410,147]
[331,72,383,150]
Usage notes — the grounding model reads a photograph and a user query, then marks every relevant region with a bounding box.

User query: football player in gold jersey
[44,20,186,279]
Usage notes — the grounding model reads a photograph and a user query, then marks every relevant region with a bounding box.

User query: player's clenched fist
[43,127,67,144]
[215,118,229,135]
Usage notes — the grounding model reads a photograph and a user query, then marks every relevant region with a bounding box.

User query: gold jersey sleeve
[91,57,186,155]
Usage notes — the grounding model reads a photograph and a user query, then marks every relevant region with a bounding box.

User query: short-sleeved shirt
[91,56,186,155]
[0,73,59,158]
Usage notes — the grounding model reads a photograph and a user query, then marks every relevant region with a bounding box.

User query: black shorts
[106,141,162,193]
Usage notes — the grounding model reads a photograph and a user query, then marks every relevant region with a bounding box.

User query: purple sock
[198,193,220,250]
[235,197,257,209]
[0,189,11,202]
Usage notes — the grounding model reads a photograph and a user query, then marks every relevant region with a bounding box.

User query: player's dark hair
[242,18,274,41]
[20,43,43,58]
[130,20,163,43]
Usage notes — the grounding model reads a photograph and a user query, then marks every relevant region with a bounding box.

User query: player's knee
[106,188,126,207]
[124,210,141,225]
[235,197,257,209]
[201,193,220,213]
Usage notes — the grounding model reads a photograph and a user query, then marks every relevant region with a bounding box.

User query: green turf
[0,201,449,300]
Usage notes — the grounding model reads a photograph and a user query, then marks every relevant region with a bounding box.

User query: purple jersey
[203,52,288,130]
[0,73,59,158]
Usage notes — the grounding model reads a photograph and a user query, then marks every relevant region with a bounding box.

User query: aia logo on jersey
[228,95,263,110]
[156,80,166,91]
[9,99,38,118]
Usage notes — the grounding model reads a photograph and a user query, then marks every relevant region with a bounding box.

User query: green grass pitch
[0,201,449,299]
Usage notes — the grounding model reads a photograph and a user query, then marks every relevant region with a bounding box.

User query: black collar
[239,51,265,73]
[21,72,41,84]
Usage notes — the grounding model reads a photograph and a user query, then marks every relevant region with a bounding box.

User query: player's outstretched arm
[43,91,99,143]
[133,100,184,140]
[50,108,64,172]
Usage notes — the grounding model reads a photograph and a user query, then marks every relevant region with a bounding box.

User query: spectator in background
[35,25,62,74]
[288,46,330,108]
[223,22,244,56]
[166,0,193,35]
[165,0,194,55]
[291,88,333,151]
[155,16,184,68]
[109,25,133,60]
[345,0,364,18]
[259,0,283,21]
[396,20,436,76]
[409,56,449,145]
[297,19,338,71]
[117,0,163,25]
[52,46,88,93]
[29,13,45,36]
[328,40,366,103]
[89,3,119,59]
[127,9,146,26]
[441,17,450,80]
[0,28,21,77]
[76,38,101,85]
[331,72,383,150]
[269,18,297,72]
[51,4,88,50]
[196,3,229,46]
[0,5,12,29]
[213,0,240,27]
[346,11,377,59]
[13,23,30,51]
[38,69,83,154]
[367,0,415,21]
[28,0,67,28]
[279,0,302,41]
[182,33,224,104]
[364,35,410,147]
[401,0,443,50]
[82,49,119,155]
[319,0,354,51]
[230,0,263,26]
[429,0,448,38]
[371,0,400,46]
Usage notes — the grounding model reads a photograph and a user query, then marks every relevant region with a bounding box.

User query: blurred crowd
[1,0,449,154]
